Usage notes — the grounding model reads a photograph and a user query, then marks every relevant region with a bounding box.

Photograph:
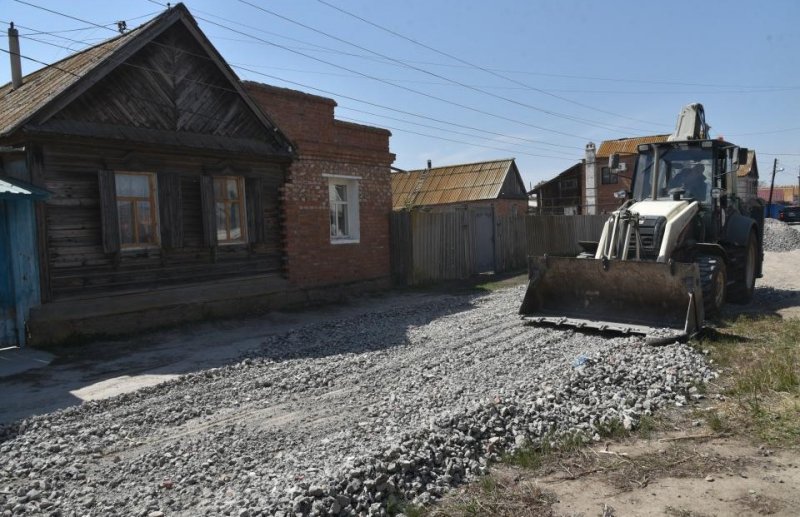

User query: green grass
[695,315,800,445]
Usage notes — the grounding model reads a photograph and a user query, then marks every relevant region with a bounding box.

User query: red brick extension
[244,82,395,287]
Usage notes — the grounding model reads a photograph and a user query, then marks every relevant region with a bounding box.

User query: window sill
[330,238,360,245]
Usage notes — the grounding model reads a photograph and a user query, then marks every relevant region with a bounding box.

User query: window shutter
[199,175,218,247]
[97,170,120,254]
[245,177,265,244]
[158,173,183,248]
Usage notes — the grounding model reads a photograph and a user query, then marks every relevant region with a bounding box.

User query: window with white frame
[326,174,360,243]
[213,176,247,244]
[115,172,159,248]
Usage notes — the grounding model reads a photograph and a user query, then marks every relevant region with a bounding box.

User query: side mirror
[609,153,620,170]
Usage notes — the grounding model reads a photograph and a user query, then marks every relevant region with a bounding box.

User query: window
[326,175,360,244]
[115,172,159,248]
[601,166,618,184]
[213,176,247,244]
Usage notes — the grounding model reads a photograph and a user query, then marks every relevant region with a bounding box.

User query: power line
[314,0,669,128]
[193,13,600,141]
[336,105,578,156]
[15,0,600,141]
[231,62,579,150]
[6,15,580,159]
[336,116,576,161]
[236,0,655,134]
[6,16,581,154]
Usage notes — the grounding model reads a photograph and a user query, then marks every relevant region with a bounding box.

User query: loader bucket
[519,256,704,343]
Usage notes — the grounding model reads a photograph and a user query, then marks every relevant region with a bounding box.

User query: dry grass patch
[697,315,800,445]
[428,467,557,517]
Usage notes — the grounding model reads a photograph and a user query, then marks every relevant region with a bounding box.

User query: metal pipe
[8,22,22,89]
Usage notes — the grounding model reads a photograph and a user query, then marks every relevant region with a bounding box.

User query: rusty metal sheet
[391,159,514,208]
[596,135,670,157]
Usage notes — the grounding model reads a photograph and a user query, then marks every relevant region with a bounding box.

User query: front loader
[520,104,763,342]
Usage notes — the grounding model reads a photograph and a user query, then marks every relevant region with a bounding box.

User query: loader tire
[726,231,758,304]
[698,255,726,318]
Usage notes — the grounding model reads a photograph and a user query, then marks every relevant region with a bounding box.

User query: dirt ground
[543,435,800,516]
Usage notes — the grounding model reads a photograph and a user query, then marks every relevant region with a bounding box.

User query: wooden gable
[16,6,291,157]
[498,162,528,199]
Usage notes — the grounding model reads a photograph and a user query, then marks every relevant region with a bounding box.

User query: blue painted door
[0,199,41,347]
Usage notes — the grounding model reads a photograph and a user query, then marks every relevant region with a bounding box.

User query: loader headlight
[711,187,723,199]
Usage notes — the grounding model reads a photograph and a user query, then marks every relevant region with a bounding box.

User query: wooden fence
[390,211,608,285]
[525,214,607,257]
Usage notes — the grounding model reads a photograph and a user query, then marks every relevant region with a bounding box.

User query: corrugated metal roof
[0,176,50,199]
[391,159,516,209]
[0,18,156,138]
[596,135,670,157]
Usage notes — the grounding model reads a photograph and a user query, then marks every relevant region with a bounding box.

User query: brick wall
[596,154,635,214]
[244,81,395,287]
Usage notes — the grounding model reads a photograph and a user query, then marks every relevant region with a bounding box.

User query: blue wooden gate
[1,177,47,347]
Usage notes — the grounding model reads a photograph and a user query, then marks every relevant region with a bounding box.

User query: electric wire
[3,17,582,154]
[314,0,670,128]
[236,0,656,134]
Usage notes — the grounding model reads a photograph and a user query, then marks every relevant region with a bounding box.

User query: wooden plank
[158,173,183,248]
[27,143,51,302]
[96,169,120,254]
[199,175,218,248]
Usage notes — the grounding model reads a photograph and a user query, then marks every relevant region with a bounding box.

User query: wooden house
[535,162,583,215]
[0,4,393,345]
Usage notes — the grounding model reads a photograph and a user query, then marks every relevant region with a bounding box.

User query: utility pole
[768,158,778,217]
[797,165,800,205]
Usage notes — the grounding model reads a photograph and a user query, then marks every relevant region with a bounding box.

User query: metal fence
[390,211,608,286]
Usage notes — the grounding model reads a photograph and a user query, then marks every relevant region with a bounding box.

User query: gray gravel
[0,286,714,516]
[763,218,800,252]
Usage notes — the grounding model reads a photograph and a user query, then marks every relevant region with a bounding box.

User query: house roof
[536,161,583,191]
[0,176,50,200]
[391,158,522,209]
[0,18,155,137]
[596,135,670,157]
[0,3,292,153]
[736,150,758,178]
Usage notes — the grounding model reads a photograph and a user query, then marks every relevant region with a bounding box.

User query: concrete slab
[0,346,53,378]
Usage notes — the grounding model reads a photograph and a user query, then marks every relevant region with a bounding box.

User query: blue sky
[2,0,799,189]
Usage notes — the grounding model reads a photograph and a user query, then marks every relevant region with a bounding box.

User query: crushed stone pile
[763,218,800,252]
[0,286,715,516]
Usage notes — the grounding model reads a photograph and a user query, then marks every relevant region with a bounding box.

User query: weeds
[697,315,800,445]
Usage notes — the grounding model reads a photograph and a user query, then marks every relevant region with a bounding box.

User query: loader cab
[631,141,718,205]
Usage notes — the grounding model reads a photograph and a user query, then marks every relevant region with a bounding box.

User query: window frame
[213,175,248,245]
[324,173,361,245]
[114,171,160,250]
[601,166,618,185]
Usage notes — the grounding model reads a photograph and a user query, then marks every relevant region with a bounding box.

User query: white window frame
[114,171,160,250]
[324,173,360,244]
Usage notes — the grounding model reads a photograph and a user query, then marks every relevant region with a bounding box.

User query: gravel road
[3,220,798,515]
[0,285,715,516]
